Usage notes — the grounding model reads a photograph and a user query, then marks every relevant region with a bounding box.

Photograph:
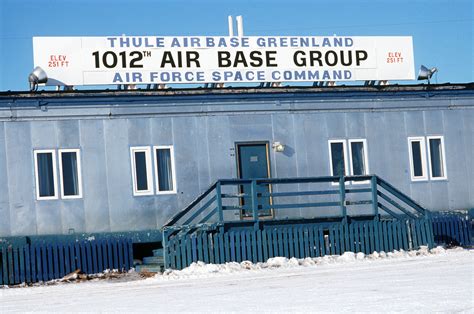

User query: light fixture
[272,141,285,152]
[28,66,48,91]
[417,65,438,84]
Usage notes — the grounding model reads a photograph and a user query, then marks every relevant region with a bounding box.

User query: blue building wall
[0,85,473,237]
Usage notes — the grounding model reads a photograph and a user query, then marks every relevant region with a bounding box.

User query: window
[427,136,447,180]
[349,139,368,176]
[130,147,154,196]
[34,148,83,200]
[328,140,348,177]
[328,139,369,184]
[34,150,58,200]
[408,136,447,181]
[408,137,428,181]
[154,146,176,193]
[59,149,82,198]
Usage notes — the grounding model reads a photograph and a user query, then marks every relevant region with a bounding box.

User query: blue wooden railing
[163,175,428,231]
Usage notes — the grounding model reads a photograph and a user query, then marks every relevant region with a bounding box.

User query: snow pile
[158,245,452,279]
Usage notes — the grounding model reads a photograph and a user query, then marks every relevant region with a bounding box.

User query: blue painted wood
[318,226,326,256]
[257,230,263,262]
[246,230,253,262]
[277,228,284,257]
[35,245,42,282]
[268,228,278,257]
[364,222,370,254]
[8,247,14,284]
[24,246,31,283]
[229,231,235,261]
[303,228,309,258]
[290,227,297,258]
[281,228,287,258]
[53,243,59,279]
[419,219,427,246]
[262,230,268,261]
[0,246,5,285]
[382,221,389,252]
[235,231,241,262]
[19,247,25,284]
[387,222,393,252]
[29,245,36,284]
[46,244,54,280]
[41,245,48,282]
[13,248,20,284]
[191,235,198,263]
[213,233,220,264]
[92,242,99,273]
[101,240,108,270]
[240,231,246,261]
[202,232,210,264]
[96,241,103,272]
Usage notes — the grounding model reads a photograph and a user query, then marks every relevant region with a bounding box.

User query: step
[136,264,162,273]
[152,248,164,257]
[143,256,164,265]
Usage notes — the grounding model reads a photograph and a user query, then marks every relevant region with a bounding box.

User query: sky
[0,0,472,91]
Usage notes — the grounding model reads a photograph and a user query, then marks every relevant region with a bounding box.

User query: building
[0,83,472,242]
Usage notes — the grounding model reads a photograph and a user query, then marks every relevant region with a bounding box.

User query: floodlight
[28,66,48,91]
[417,65,438,83]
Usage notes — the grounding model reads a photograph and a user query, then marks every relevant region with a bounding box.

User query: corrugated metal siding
[0,87,473,237]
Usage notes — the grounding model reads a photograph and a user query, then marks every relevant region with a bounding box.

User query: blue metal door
[237,143,272,218]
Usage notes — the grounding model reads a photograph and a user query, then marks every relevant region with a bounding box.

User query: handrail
[376,176,426,216]
[162,175,429,230]
[163,182,218,227]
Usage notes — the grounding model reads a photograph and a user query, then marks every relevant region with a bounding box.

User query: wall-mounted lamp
[272,141,285,152]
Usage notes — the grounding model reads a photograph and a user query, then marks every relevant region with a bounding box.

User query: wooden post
[339,176,346,219]
[216,181,223,223]
[371,176,379,218]
[251,180,259,230]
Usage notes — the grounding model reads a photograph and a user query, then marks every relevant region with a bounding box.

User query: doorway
[236,142,273,219]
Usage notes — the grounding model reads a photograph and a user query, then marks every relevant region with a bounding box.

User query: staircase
[135,248,164,273]
[137,175,436,272]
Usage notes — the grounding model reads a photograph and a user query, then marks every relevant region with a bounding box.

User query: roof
[1,83,473,101]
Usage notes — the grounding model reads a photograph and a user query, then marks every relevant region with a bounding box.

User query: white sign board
[33,36,415,86]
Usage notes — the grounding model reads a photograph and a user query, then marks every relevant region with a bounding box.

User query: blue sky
[0,0,472,91]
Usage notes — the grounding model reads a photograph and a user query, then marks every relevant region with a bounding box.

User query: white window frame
[130,146,154,196]
[34,149,58,200]
[328,140,349,185]
[408,137,428,181]
[153,145,177,194]
[426,135,447,181]
[58,149,83,199]
[348,139,370,184]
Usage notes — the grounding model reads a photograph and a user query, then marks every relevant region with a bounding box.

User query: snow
[1,247,472,313]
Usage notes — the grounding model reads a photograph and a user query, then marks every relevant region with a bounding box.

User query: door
[236,143,273,218]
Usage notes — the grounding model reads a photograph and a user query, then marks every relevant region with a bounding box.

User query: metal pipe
[228,15,234,36]
[236,15,244,37]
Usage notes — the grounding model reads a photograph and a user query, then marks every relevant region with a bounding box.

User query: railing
[163,175,428,231]
[0,238,133,286]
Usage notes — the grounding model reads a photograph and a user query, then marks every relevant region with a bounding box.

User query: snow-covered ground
[1,247,472,313]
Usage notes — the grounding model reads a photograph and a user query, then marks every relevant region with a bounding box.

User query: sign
[33,36,415,86]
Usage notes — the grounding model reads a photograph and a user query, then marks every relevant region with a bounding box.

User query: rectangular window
[348,139,369,184]
[427,136,447,180]
[34,150,58,200]
[328,140,348,177]
[130,147,153,196]
[154,146,176,193]
[349,139,369,176]
[408,137,427,181]
[59,149,82,199]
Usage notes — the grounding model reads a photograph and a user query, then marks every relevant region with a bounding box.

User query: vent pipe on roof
[236,15,244,37]
[228,15,234,36]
